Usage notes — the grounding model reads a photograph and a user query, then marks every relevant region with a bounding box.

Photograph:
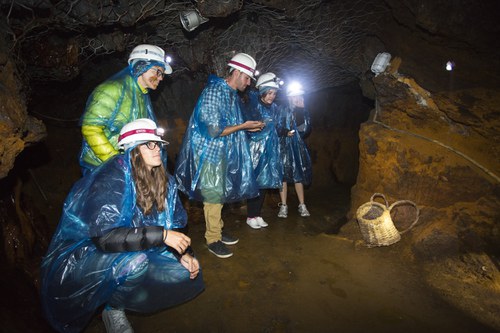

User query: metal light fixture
[371,52,391,76]
[180,10,209,32]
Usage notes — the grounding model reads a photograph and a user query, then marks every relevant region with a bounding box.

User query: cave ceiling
[2,0,500,92]
[0,0,416,92]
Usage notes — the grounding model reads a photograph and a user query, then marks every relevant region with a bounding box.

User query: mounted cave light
[446,61,455,71]
[180,9,209,32]
[371,52,392,76]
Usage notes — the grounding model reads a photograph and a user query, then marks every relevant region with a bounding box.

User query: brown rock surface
[351,70,499,330]
[0,47,46,179]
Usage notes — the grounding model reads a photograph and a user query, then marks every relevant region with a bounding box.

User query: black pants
[247,189,265,217]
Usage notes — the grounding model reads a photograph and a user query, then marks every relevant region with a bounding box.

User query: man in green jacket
[79,44,172,174]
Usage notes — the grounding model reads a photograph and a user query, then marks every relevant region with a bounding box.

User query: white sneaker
[256,217,268,228]
[298,203,310,217]
[246,217,261,229]
[102,308,134,333]
[278,203,288,218]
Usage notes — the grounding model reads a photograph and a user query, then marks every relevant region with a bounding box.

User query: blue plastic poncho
[41,148,204,333]
[175,75,258,203]
[79,62,161,174]
[278,104,312,186]
[242,90,283,189]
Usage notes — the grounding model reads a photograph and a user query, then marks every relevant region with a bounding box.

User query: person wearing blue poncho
[79,44,173,175]
[277,82,312,218]
[41,119,204,333]
[175,53,264,259]
[242,72,284,230]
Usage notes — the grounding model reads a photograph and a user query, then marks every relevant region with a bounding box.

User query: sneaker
[246,217,261,229]
[278,203,288,218]
[298,203,310,217]
[221,231,239,245]
[208,241,233,258]
[256,217,268,228]
[102,308,134,333]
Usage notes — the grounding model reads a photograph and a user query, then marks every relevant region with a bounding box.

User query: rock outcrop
[0,20,46,180]
[352,66,500,329]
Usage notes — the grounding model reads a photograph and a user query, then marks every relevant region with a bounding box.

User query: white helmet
[228,53,257,78]
[128,44,173,74]
[286,81,304,97]
[256,72,281,90]
[118,118,167,149]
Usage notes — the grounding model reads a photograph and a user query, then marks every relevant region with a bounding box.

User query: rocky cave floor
[1,123,499,333]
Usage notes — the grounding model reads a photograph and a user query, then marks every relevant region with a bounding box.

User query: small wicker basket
[356,193,420,247]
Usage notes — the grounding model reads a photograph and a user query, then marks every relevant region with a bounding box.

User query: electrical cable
[373,99,499,183]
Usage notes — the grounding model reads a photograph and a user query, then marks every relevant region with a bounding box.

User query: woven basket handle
[370,193,389,208]
[388,200,420,234]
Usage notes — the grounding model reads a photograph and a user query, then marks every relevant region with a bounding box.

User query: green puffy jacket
[79,67,156,173]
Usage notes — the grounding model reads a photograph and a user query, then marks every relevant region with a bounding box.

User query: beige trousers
[203,202,224,245]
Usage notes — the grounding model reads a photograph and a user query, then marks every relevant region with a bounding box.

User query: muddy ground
[80,188,498,333]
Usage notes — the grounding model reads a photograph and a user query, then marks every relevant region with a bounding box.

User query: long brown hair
[130,146,168,214]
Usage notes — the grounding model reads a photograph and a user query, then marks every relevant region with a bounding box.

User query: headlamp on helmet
[256,72,283,90]
[155,127,165,137]
[260,76,284,87]
[286,81,304,97]
[128,44,173,74]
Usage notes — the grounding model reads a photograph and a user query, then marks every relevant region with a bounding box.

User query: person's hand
[243,120,265,132]
[287,129,296,137]
[180,254,200,279]
[163,230,191,255]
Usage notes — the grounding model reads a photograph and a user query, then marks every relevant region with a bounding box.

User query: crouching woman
[40,118,204,333]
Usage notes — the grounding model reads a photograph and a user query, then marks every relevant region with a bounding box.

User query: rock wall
[351,67,500,329]
[0,19,46,180]
[352,68,499,257]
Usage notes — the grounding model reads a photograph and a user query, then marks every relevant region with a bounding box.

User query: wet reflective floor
[77,186,497,333]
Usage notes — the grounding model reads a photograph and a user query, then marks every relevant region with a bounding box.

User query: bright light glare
[446,61,454,71]
[254,70,260,77]
[165,56,172,63]
[288,81,302,92]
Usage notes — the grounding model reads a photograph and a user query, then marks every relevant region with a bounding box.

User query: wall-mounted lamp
[371,52,391,76]
[445,61,455,71]
[180,10,209,32]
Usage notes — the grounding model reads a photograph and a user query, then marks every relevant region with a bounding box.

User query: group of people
[40,44,312,333]
[175,53,313,259]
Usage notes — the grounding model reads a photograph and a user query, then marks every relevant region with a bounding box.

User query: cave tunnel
[1,1,499,333]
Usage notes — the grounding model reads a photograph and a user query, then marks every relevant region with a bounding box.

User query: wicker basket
[356,193,420,247]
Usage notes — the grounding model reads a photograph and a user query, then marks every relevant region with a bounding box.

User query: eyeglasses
[151,68,165,79]
[143,141,166,150]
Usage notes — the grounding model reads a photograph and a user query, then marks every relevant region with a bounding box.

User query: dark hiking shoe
[208,241,233,258]
[221,232,239,245]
